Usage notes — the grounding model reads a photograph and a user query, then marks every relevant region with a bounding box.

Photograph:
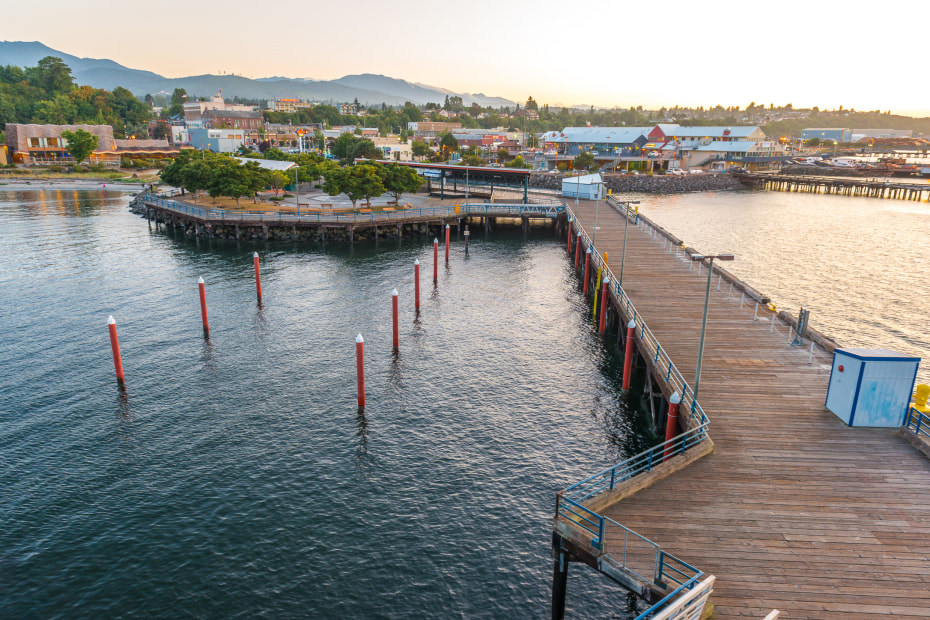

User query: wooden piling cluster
[737,172,930,201]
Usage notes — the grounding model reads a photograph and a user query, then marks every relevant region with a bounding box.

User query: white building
[189,128,245,153]
[562,173,605,200]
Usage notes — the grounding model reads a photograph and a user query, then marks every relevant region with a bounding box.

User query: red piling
[433,237,438,281]
[198,277,209,335]
[392,288,399,349]
[414,259,420,310]
[663,392,682,461]
[253,252,262,302]
[356,334,365,408]
[583,249,591,297]
[622,320,636,390]
[574,232,581,269]
[598,280,608,333]
[107,316,125,385]
[444,224,450,262]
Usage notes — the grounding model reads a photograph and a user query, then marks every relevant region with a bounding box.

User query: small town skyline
[2,0,928,117]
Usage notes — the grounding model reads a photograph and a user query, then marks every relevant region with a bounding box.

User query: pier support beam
[551,534,569,620]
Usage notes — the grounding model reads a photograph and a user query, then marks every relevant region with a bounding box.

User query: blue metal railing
[146,193,565,223]
[559,423,710,508]
[906,407,930,441]
[569,202,707,425]
[556,200,713,615]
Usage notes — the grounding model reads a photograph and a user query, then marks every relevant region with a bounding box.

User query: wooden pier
[737,172,930,201]
[141,193,564,242]
[554,198,930,619]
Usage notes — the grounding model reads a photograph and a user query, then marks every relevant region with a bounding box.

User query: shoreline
[0,179,150,191]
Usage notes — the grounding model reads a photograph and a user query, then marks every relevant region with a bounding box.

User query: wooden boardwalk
[569,198,930,619]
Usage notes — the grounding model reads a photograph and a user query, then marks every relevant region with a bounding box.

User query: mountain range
[0,41,516,108]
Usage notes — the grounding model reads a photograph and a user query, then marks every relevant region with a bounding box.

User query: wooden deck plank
[565,200,930,619]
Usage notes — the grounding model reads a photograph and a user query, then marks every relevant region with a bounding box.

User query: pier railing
[556,201,713,617]
[906,407,930,442]
[147,192,564,223]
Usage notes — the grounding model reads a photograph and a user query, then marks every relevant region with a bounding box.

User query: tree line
[160,149,422,210]
[0,56,150,138]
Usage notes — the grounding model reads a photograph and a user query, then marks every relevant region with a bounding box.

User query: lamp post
[294,165,300,218]
[618,200,639,287]
[690,252,735,403]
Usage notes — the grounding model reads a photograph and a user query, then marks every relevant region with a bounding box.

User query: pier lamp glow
[690,252,735,403]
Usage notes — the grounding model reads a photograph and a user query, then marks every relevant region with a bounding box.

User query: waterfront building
[267,98,315,114]
[4,123,181,165]
[407,121,463,141]
[200,109,263,131]
[561,173,605,199]
[337,102,359,116]
[369,137,412,161]
[850,129,914,140]
[801,128,853,142]
[184,91,257,128]
[189,128,245,153]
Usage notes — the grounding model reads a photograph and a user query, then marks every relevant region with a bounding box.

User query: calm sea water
[0,189,654,619]
[625,188,930,384]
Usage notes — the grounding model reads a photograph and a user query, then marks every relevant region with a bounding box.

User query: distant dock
[737,172,930,200]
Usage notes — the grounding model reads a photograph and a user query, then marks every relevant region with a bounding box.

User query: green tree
[207,159,253,208]
[159,149,197,188]
[35,95,77,125]
[525,96,538,111]
[267,170,288,196]
[181,158,215,203]
[438,132,458,158]
[352,138,382,161]
[573,152,594,170]
[507,155,526,169]
[323,164,385,209]
[411,140,432,160]
[332,133,360,162]
[263,147,288,161]
[61,128,98,164]
[378,163,422,204]
[26,56,74,97]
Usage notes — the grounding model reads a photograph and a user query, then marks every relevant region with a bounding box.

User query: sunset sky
[3,0,927,116]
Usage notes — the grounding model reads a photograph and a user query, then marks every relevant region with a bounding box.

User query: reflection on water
[0,190,650,619]
[629,188,929,383]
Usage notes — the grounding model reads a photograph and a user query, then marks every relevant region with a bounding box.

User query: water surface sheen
[627,189,929,383]
[0,190,653,619]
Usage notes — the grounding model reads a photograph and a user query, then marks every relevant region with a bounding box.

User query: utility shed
[825,348,920,427]
[562,173,605,200]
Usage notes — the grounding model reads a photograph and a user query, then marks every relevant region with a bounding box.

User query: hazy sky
[3,0,928,116]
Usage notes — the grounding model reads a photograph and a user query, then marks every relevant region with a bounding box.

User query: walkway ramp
[566,198,930,619]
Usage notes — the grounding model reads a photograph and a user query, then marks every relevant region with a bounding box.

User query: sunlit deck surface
[570,198,930,619]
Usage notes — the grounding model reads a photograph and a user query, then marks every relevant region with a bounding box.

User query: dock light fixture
[618,200,640,288]
[691,252,735,404]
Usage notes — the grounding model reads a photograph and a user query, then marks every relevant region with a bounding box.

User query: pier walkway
[558,197,930,619]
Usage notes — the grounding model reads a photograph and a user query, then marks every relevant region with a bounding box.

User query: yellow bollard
[767,302,777,312]
[914,384,930,414]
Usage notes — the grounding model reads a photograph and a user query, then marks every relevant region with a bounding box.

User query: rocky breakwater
[530,172,743,194]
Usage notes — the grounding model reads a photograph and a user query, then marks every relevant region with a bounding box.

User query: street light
[690,252,735,403]
[617,200,639,287]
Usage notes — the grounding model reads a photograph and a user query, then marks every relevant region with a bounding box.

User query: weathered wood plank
[565,200,930,619]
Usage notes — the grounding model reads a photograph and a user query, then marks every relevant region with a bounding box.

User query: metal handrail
[567,203,707,425]
[560,423,710,505]
[906,407,930,441]
[145,195,565,223]
[555,201,712,615]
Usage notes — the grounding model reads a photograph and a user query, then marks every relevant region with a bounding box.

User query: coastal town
[2,34,930,620]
